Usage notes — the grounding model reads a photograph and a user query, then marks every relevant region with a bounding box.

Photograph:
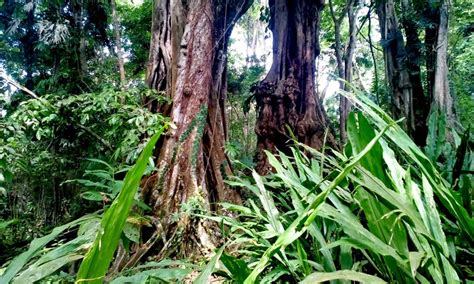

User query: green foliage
[0,0,113,94]
[76,126,166,283]
[226,51,265,168]
[0,88,167,259]
[193,246,225,284]
[0,124,166,283]
[450,0,474,129]
[199,94,472,283]
[119,0,153,78]
[0,214,100,283]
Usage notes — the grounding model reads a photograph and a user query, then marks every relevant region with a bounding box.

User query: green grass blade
[75,126,166,283]
[301,270,387,284]
[13,255,83,284]
[252,170,284,234]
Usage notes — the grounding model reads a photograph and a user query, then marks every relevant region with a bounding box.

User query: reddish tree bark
[253,0,336,174]
[142,0,252,257]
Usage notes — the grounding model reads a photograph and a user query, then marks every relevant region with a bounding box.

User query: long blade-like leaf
[244,121,395,283]
[76,126,165,283]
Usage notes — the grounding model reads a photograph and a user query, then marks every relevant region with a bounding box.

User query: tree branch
[0,70,40,99]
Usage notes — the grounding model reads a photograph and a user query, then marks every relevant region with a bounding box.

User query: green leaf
[244,121,395,283]
[0,214,97,283]
[194,246,225,284]
[123,222,140,243]
[220,253,251,283]
[347,111,389,186]
[0,218,18,230]
[81,191,105,201]
[110,268,192,284]
[343,91,474,242]
[301,270,386,284]
[13,255,83,284]
[76,126,166,283]
[252,170,284,234]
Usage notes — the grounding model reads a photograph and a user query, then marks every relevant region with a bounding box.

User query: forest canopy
[0,0,473,283]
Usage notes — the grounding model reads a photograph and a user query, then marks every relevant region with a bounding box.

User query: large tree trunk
[377,0,417,140]
[422,0,454,129]
[143,0,252,257]
[253,0,336,174]
[400,0,428,146]
[144,0,172,114]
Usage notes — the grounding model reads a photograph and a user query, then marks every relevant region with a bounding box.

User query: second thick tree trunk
[253,0,336,174]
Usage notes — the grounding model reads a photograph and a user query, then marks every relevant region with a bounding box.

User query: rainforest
[0,0,473,283]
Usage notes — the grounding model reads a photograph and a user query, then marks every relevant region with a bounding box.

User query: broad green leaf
[220,253,251,283]
[347,112,389,186]
[13,255,83,284]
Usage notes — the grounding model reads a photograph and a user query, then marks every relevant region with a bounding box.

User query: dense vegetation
[0,0,472,283]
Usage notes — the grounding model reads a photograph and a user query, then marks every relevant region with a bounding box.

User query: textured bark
[144,0,172,114]
[432,1,453,120]
[377,0,453,144]
[143,0,252,257]
[400,0,428,145]
[377,0,417,140]
[253,0,336,174]
[72,1,87,78]
[424,5,439,102]
[342,1,357,135]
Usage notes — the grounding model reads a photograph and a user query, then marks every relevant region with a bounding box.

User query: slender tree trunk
[328,0,346,144]
[111,0,126,89]
[23,0,36,90]
[143,0,252,257]
[253,0,336,174]
[72,1,87,79]
[329,0,358,145]
[432,1,453,121]
[424,5,439,102]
